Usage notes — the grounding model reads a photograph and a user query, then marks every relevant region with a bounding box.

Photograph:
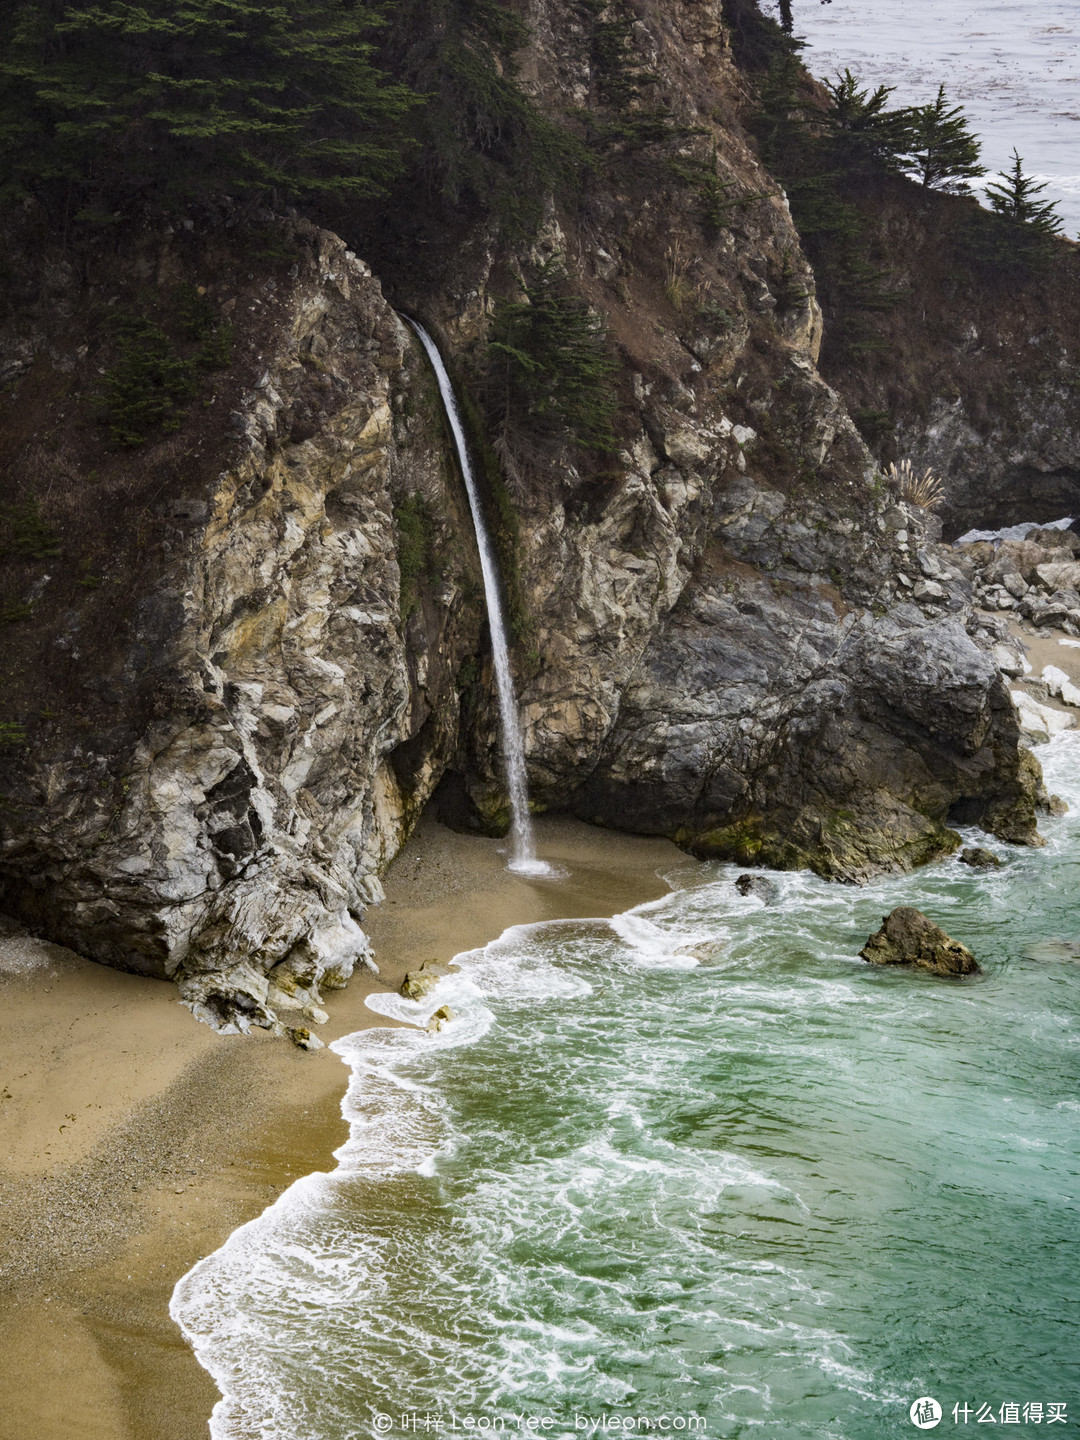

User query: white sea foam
[173,733,1080,1439]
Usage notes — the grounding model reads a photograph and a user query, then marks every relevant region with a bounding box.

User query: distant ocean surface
[767,0,1080,235]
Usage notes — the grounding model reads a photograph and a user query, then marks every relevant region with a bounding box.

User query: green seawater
[173,737,1080,1440]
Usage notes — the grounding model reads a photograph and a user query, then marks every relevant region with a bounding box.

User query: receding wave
[173,734,1080,1440]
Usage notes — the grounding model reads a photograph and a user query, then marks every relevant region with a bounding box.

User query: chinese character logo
[910,1397,943,1430]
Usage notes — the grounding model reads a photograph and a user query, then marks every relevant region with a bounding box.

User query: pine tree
[820,71,913,180]
[967,147,1066,271]
[0,0,419,210]
[485,257,618,453]
[985,149,1063,235]
[904,85,984,192]
[382,0,589,235]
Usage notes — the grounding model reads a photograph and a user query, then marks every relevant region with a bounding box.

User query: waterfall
[404,318,549,877]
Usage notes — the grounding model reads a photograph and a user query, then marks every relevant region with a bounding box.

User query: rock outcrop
[0,225,485,1031]
[860,908,981,977]
[0,0,1047,1028]
[812,182,1080,539]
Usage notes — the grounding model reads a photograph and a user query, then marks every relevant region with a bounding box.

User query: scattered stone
[735,873,779,903]
[859,907,981,976]
[400,959,458,1000]
[1041,664,1080,707]
[426,1004,455,1032]
[959,846,1002,868]
[285,1026,325,1051]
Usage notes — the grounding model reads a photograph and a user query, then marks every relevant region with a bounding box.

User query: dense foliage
[0,0,418,211]
[484,257,618,454]
[378,0,590,236]
[905,85,985,192]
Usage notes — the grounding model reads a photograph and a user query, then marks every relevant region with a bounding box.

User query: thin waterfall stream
[404,318,550,877]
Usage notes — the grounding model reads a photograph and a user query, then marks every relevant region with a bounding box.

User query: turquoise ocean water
[172,735,1080,1439]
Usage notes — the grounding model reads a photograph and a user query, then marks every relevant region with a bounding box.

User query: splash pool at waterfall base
[173,737,1080,1440]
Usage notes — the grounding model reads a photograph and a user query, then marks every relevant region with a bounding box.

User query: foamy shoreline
[0,816,681,1440]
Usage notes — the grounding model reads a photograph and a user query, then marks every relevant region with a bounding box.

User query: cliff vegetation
[0,0,1059,1029]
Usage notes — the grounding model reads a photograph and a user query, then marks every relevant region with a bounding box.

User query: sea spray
[404,318,548,877]
[172,732,1080,1440]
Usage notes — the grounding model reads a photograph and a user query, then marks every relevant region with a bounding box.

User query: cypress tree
[904,85,985,192]
[383,0,589,235]
[0,0,419,210]
[986,149,1064,236]
[820,71,913,180]
[968,148,1066,271]
[485,257,618,453]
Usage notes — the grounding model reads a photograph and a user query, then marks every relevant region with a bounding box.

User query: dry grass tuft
[886,459,946,510]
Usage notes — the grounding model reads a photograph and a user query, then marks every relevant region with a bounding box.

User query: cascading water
[404,318,548,877]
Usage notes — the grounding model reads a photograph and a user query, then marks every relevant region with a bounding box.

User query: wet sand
[0,816,683,1440]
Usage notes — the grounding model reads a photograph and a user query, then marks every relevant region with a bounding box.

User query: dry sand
[0,815,684,1440]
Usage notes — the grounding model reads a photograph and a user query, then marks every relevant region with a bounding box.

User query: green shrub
[100,316,199,446]
[394,493,438,618]
[197,322,235,372]
[485,256,618,454]
[1,497,60,560]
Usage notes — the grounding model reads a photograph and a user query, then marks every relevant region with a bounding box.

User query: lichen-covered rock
[860,907,981,976]
[0,224,484,1032]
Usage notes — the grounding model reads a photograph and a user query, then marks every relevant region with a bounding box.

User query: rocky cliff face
[409,0,1042,876]
[0,0,1046,1029]
[0,224,485,1030]
[812,179,1080,538]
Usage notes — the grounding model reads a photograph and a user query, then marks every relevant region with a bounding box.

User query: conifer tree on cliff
[820,70,913,181]
[905,85,985,192]
[0,0,418,212]
[977,147,1066,269]
[986,149,1064,237]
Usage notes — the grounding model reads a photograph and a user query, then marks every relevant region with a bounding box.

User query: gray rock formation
[0,0,1047,1029]
[0,226,485,1032]
[735,874,780,903]
[860,908,981,976]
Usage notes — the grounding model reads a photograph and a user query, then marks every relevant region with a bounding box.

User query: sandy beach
[1,614,1075,1440]
[0,816,683,1440]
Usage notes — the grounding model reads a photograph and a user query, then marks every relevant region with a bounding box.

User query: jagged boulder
[860,908,980,976]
